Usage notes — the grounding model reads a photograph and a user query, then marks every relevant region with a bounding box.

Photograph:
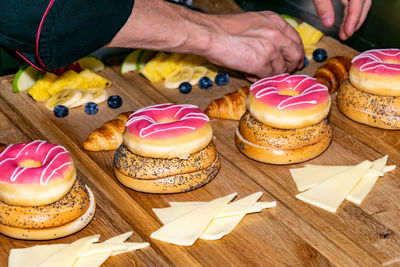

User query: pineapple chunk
[304,44,317,59]
[296,22,323,45]
[28,72,58,101]
[178,54,206,68]
[140,52,169,82]
[77,69,112,89]
[48,70,84,96]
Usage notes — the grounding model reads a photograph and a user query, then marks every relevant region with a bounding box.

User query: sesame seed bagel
[0,178,89,229]
[0,185,95,240]
[235,113,332,164]
[337,80,400,129]
[113,143,220,193]
[114,142,217,179]
[239,111,332,149]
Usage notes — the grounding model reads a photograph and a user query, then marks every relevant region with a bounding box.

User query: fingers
[313,0,335,27]
[356,0,371,30]
[339,0,371,40]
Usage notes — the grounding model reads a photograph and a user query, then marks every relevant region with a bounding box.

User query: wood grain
[0,36,399,266]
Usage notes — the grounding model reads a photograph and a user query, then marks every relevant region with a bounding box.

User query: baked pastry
[337,49,400,129]
[314,56,352,94]
[236,74,332,164]
[0,143,6,152]
[0,141,95,240]
[205,86,249,120]
[113,104,220,193]
[83,112,132,151]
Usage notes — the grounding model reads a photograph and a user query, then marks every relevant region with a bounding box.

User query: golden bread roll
[314,56,352,94]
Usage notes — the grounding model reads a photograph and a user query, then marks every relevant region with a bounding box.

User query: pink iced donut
[123,103,213,158]
[247,74,331,129]
[0,141,76,206]
[350,49,400,96]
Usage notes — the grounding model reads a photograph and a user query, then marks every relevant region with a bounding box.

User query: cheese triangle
[296,160,372,212]
[346,156,388,204]
[9,244,67,267]
[200,192,263,240]
[150,193,236,246]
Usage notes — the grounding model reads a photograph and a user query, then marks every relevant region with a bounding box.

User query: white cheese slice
[38,234,100,267]
[9,244,67,267]
[150,193,237,246]
[346,156,388,204]
[290,166,350,191]
[383,165,396,173]
[168,201,275,210]
[111,242,150,256]
[200,192,263,240]
[296,160,372,212]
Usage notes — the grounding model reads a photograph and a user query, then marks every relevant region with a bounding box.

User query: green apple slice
[120,49,155,73]
[12,65,40,93]
[77,55,105,72]
[281,14,299,29]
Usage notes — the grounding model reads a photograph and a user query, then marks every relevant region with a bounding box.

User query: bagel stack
[113,104,220,194]
[235,74,333,164]
[337,49,400,129]
[0,142,95,240]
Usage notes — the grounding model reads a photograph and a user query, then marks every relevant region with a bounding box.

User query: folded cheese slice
[296,160,372,212]
[150,193,237,246]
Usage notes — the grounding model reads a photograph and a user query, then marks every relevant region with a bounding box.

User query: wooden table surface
[1,37,400,267]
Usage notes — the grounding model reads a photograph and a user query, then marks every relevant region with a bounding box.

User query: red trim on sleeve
[15,51,45,71]
[35,0,56,71]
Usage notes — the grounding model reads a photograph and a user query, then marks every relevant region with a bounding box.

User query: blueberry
[215,73,229,86]
[107,95,123,109]
[313,48,328,62]
[53,105,69,118]
[84,102,98,115]
[303,57,309,68]
[179,82,192,94]
[198,77,213,90]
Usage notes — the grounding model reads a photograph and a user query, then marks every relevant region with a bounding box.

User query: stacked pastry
[113,103,220,193]
[235,74,333,164]
[337,49,400,129]
[0,141,95,240]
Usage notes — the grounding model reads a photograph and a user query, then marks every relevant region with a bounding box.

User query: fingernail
[322,14,333,26]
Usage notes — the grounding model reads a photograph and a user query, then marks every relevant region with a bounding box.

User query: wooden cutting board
[0,36,400,266]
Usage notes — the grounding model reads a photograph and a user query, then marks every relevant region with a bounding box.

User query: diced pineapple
[179,54,207,68]
[304,44,317,59]
[296,22,323,45]
[140,52,169,82]
[48,70,83,96]
[77,69,112,89]
[28,72,58,101]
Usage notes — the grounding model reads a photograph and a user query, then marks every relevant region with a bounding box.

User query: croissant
[314,56,352,94]
[205,86,249,120]
[0,143,6,152]
[83,111,132,151]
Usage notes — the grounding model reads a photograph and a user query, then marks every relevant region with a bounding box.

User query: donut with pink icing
[0,141,76,206]
[247,74,331,129]
[350,49,400,96]
[123,103,213,158]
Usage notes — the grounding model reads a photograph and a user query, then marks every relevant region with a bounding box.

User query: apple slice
[121,50,155,73]
[281,14,299,29]
[12,65,41,93]
[77,55,104,72]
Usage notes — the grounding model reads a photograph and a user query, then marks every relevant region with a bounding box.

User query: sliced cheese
[169,201,275,210]
[296,160,372,212]
[200,192,263,240]
[384,165,396,173]
[9,244,67,267]
[150,193,236,246]
[346,156,388,204]
[38,234,100,267]
[111,242,150,256]
[290,166,350,191]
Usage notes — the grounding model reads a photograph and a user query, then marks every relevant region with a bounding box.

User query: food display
[314,56,352,93]
[113,104,220,193]
[337,49,400,129]
[0,141,95,240]
[150,192,276,246]
[292,156,395,212]
[236,74,332,164]
[8,232,149,267]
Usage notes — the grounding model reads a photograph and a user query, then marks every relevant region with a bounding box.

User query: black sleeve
[0,0,135,71]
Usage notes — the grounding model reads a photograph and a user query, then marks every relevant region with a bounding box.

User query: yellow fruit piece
[158,53,186,78]
[140,52,169,82]
[45,88,82,110]
[203,64,219,80]
[48,70,84,96]
[78,69,112,89]
[190,66,208,85]
[296,22,323,45]
[304,44,317,60]
[179,54,207,68]
[164,66,194,89]
[28,72,58,101]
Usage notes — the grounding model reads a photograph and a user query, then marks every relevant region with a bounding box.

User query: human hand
[203,11,304,79]
[313,0,371,40]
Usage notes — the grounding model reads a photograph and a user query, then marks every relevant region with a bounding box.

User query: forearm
[109,0,213,55]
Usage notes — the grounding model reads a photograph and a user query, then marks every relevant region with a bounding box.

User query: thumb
[313,0,335,27]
